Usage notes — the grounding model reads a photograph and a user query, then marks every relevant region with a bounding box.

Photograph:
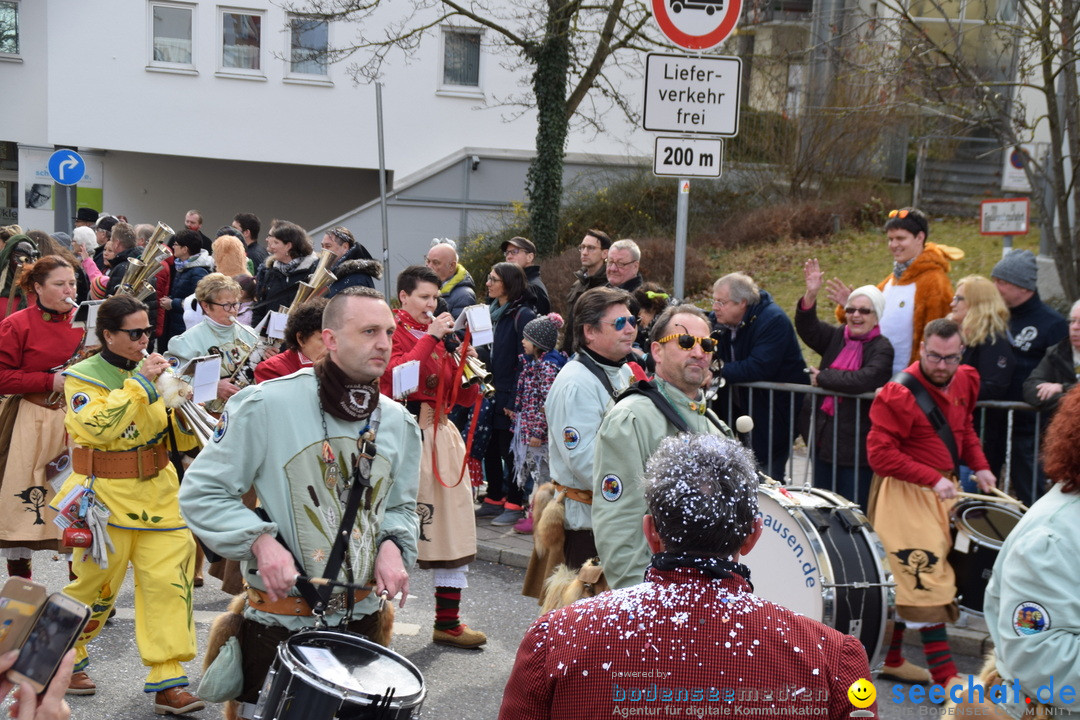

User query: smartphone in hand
[6,593,90,693]
[0,578,48,656]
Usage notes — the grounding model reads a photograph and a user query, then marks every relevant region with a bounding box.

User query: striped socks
[920,623,957,685]
[884,622,906,666]
[435,587,462,632]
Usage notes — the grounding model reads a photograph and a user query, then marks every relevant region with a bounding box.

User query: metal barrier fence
[721,380,1044,507]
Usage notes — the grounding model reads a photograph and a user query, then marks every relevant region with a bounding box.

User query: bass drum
[254,630,425,720]
[742,485,894,668]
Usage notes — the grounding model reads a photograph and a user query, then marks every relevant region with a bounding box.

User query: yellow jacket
[51,353,197,530]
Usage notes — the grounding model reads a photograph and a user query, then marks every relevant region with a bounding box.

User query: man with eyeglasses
[604,239,643,295]
[500,236,550,314]
[866,318,996,694]
[592,304,733,589]
[560,229,611,353]
[522,287,636,601]
[710,272,807,478]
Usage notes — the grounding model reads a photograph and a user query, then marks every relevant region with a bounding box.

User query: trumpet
[142,350,220,447]
[118,222,173,302]
[424,312,495,397]
[283,251,337,315]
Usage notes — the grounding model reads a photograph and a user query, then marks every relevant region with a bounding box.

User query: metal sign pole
[674,179,689,300]
[375,82,391,300]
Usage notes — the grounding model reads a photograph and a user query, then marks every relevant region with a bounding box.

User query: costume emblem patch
[212,412,228,443]
[563,426,580,449]
[601,474,622,502]
[70,393,90,412]
[891,548,940,591]
[1013,602,1049,635]
[167,356,180,370]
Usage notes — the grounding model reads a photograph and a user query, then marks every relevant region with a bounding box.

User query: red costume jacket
[379,310,479,409]
[254,348,311,384]
[867,361,990,486]
[499,567,872,720]
[0,304,83,393]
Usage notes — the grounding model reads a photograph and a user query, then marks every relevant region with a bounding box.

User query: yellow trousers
[66,525,197,692]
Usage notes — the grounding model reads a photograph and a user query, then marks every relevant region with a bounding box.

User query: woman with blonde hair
[949,275,1014,401]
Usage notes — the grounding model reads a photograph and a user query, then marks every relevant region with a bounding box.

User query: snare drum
[254,630,425,720]
[949,499,1024,615]
[741,485,893,668]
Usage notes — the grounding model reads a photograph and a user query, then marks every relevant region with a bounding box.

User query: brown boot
[66,671,96,696]
[153,686,206,715]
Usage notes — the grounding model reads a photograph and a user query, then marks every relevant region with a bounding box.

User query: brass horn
[285,251,337,314]
[118,222,173,302]
[143,350,220,448]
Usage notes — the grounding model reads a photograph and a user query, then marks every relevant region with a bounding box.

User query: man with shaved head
[425,240,475,319]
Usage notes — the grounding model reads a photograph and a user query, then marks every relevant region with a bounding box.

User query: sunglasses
[888,209,910,219]
[119,327,154,341]
[602,316,639,331]
[844,306,875,315]
[658,334,718,353]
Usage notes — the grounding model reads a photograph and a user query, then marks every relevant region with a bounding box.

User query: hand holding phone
[0,647,73,720]
[6,594,89,694]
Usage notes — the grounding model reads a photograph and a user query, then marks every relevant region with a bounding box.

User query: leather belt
[245,585,371,617]
[21,392,64,410]
[553,482,593,505]
[71,444,170,480]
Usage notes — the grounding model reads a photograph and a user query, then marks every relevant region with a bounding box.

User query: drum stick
[987,486,1029,511]
[953,490,1027,508]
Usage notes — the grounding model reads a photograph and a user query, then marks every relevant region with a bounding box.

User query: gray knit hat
[991,249,1037,292]
[523,313,564,352]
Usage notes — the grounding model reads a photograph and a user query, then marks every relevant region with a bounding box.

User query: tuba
[118,222,173,302]
[283,251,337,315]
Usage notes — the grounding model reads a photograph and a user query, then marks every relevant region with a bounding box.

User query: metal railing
[721,380,1043,506]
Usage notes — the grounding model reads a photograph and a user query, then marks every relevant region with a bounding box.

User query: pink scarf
[821,325,881,416]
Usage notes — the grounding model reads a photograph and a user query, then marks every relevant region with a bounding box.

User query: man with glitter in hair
[500,435,873,720]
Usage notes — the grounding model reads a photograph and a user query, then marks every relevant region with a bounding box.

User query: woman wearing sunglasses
[797,259,894,507]
[826,207,960,375]
[51,294,205,712]
[476,262,536,526]
[0,256,83,581]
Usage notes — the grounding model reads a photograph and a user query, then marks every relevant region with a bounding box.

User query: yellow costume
[50,352,200,693]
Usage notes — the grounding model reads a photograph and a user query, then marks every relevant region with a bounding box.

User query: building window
[221,9,262,71]
[0,1,18,56]
[150,2,194,67]
[442,29,480,88]
[289,15,328,75]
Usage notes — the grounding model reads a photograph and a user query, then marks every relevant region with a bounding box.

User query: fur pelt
[539,557,609,614]
[212,236,252,278]
[533,483,564,558]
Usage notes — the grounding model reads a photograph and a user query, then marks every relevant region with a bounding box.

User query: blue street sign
[48,149,86,186]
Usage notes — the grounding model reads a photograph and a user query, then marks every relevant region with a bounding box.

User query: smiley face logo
[847,678,876,709]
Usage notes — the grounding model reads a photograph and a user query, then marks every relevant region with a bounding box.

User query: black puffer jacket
[328,246,382,297]
[251,253,318,327]
[1022,336,1077,413]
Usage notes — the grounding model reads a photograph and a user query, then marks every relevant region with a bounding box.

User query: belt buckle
[326,591,347,614]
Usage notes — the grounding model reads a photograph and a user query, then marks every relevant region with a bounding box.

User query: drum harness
[893,372,961,477]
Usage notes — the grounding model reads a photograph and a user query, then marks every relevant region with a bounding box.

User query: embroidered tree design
[416,503,434,542]
[15,486,47,525]
[893,548,939,591]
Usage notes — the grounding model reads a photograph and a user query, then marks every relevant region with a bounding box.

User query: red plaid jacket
[499,567,873,720]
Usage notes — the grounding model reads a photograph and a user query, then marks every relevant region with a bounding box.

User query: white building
[0,0,651,276]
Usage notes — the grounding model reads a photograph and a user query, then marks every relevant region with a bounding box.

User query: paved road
[3,549,985,719]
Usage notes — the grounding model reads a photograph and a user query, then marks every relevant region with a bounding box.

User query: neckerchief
[892,257,914,279]
[394,308,430,334]
[650,551,753,590]
[820,325,882,416]
[314,355,380,422]
[274,255,302,274]
[100,347,139,372]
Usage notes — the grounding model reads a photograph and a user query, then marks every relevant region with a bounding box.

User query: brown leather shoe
[433,624,487,649]
[66,671,96,695]
[153,686,206,715]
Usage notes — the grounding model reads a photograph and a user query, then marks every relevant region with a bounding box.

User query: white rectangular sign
[653,136,723,177]
[980,198,1029,235]
[643,53,741,136]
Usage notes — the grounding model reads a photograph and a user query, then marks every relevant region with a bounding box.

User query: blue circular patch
[601,474,623,502]
[70,392,90,412]
[1013,601,1050,636]
[212,412,228,443]
[563,426,580,449]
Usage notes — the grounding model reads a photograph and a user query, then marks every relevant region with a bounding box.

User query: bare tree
[288,0,667,256]
[869,0,1080,297]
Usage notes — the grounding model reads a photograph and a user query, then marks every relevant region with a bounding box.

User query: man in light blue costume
[180,287,420,715]
[593,304,732,589]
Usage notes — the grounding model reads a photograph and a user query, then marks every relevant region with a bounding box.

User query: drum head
[953,502,1023,549]
[743,489,827,621]
[285,630,425,708]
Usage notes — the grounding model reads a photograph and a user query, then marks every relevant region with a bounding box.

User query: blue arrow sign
[48,149,86,186]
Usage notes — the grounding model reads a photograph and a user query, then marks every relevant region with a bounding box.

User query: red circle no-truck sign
[651,0,742,50]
